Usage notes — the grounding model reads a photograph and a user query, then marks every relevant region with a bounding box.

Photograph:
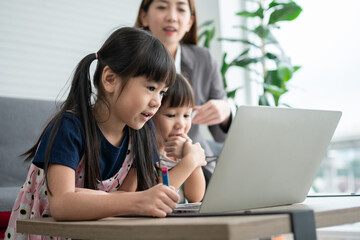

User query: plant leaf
[236,6,265,19]
[236,10,259,18]
[268,2,302,25]
[265,70,283,88]
[277,62,294,82]
[263,83,288,97]
[259,94,270,106]
[254,25,269,39]
[209,27,216,40]
[255,6,265,19]
[232,57,259,67]
[293,65,301,72]
[227,87,242,99]
[238,48,251,58]
[268,0,293,9]
[218,38,260,48]
[265,52,279,61]
[281,103,292,108]
[221,53,229,89]
[268,1,282,9]
[198,20,214,29]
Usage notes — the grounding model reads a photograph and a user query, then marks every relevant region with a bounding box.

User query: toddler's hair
[23,27,176,191]
[161,73,195,109]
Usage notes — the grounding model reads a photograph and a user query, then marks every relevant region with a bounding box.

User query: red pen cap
[161,167,168,174]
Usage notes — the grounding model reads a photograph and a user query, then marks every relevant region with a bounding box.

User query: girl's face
[153,102,192,141]
[141,0,194,52]
[112,76,168,130]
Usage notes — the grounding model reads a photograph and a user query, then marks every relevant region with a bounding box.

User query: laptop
[171,105,342,215]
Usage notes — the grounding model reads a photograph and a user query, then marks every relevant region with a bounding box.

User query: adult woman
[135,0,232,182]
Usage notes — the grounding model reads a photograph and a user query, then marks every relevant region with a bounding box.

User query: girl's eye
[166,114,175,118]
[184,114,190,118]
[147,86,155,91]
[178,8,186,12]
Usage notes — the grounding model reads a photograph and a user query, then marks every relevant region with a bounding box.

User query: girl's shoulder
[62,111,84,133]
[32,111,85,170]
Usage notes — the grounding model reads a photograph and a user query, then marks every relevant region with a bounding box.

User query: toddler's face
[153,103,192,140]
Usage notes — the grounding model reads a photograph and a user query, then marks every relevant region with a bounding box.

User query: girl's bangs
[133,41,176,87]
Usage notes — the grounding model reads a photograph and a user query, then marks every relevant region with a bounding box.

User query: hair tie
[95,52,98,59]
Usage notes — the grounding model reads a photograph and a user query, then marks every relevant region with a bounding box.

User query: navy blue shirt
[33,112,134,180]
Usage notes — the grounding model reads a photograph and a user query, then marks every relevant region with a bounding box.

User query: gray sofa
[0,96,57,224]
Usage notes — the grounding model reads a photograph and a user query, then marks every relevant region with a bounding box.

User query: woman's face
[141,0,194,52]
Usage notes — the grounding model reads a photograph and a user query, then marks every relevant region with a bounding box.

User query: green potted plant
[199,0,302,107]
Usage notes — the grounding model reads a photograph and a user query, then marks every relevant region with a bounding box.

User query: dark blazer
[181,43,228,157]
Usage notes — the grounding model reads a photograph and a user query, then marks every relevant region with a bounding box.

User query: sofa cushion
[0,97,57,188]
[0,187,21,212]
[0,97,58,214]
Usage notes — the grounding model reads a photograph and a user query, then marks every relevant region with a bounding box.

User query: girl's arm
[160,141,206,199]
[47,163,179,220]
[183,167,206,202]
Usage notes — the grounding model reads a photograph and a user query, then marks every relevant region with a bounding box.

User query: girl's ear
[101,66,119,94]
[140,9,149,27]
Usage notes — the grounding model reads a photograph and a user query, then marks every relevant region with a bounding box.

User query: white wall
[0,0,225,102]
[0,0,142,100]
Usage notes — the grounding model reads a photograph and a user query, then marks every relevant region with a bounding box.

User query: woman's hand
[164,134,190,159]
[192,99,231,127]
[136,184,179,217]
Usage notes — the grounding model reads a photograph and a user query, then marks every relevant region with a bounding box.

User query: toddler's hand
[137,184,179,217]
[182,140,207,168]
[164,134,190,159]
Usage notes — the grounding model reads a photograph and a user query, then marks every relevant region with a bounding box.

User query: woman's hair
[161,73,195,108]
[23,27,176,192]
[135,0,198,45]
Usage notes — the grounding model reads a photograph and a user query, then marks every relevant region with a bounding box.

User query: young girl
[5,27,182,240]
[153,74,206,203]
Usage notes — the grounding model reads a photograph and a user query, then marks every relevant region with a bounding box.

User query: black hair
[161,73,195,108]
[23,27,176,192]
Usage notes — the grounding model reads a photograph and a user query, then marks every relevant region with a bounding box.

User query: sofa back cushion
[0,97,58,187]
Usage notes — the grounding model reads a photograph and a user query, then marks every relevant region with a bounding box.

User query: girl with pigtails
[5,27,185,240]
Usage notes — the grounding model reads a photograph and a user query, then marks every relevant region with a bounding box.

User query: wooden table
[17,196,360,240]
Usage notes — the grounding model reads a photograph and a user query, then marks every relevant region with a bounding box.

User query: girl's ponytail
[23,53,102,192]
[66,53,101,190]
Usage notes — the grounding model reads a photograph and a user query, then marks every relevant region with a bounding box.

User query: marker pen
[161,167,169,187]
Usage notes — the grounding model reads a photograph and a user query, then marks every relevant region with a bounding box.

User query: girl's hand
[182,140,207,169]
[137,184,179,217]
[192,99,231,126]
[164,134,190,159]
